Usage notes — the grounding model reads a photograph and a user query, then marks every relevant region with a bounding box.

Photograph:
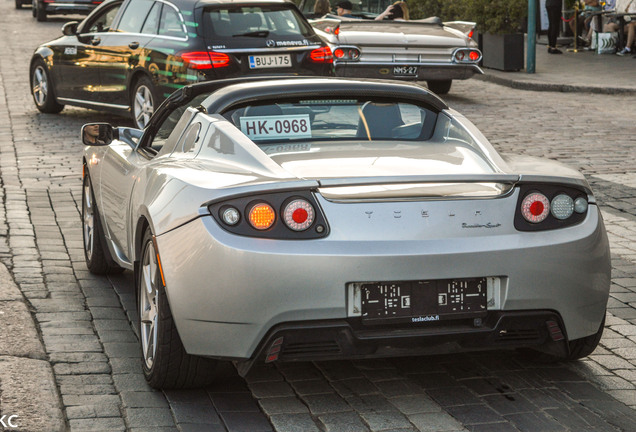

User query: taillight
[550,194,574,220]
[521,192,550,223]
[333,47,360,61]
[210,192,329,239]
[283,199,315,231]
[453,48,481,63]
[467,29,474,39]
[515,186,589,231]
[180,51,230,70]
[309,47,333,63]
[248,203,276,230]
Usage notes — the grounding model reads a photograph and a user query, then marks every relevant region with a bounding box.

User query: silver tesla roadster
[81,77,611,389]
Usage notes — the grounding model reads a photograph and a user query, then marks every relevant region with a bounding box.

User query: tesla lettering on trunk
[240,115,312,140]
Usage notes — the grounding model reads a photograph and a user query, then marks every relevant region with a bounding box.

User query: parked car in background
[81,76,610,389]
[15,0,31,9]
[30,0,333,129]
[31,0,104,22]
[295,0,481,94]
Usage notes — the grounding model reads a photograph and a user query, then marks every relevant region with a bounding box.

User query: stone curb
[0,262,66,432]
[475,74,636,95]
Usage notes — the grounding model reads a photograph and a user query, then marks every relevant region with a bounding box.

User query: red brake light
[309,47,333,64]
[521,193,550,223]
[468,29,474,39]
[283,199,315,231]
[469,50,480,61]
[334,48,345,59]
[334,27,340,36]
[180,51,230,70]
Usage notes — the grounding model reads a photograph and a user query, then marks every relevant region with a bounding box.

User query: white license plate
[249,54,292,69]
[240,114,312,140]
[393,65,418,76]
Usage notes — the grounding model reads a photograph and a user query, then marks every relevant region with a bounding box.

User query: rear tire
[82,171,124,275]
[36,0,47,21]
[566,316,605,360]
[31,59,63,114]
[526,317,605,363]
[426,80,452,95]
[138,229,220,389]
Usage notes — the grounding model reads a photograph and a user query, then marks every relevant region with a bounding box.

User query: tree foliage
[409,0,527,34]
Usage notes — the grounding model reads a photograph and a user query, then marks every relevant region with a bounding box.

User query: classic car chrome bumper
[156,197,610,361]
[334,61,483,81]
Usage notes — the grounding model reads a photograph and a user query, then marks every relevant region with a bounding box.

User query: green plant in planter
[468,0,527,35]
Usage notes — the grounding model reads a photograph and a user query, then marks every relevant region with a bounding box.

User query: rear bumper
[43,3,96,14]
[334,62,483,81]
[156,202,610,361]
[236,310,568,374]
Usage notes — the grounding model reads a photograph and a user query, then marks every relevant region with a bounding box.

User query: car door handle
[91,37,101,46]
[128,41,139,49]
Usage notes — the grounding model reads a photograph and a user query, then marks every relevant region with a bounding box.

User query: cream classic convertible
[298,0,482,94]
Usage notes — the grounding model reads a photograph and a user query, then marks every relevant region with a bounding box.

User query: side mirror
[62,21,79,36]
[81,123,115,146]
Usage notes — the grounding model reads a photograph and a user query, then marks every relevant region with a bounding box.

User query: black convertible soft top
[203,76,448,113]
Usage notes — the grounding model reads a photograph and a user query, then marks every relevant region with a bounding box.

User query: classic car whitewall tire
[426,80,452,95]
[138,229,219,389]
[82,172,123,275]
[31,60,63,113]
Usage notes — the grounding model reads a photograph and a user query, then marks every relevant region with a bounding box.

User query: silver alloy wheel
[32,65,48,107]
[133,85,154,129]
[82,178,94,261]
[140,240,159,370]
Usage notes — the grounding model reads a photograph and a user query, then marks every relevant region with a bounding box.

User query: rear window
[223,99,438,143]
[202,5,314,48]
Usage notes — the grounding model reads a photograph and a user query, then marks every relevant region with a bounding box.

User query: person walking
[546,0,563,53]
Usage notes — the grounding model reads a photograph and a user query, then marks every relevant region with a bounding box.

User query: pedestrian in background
[546,0,563,54]
[375,1,409,21]
[307,0,331,18]
[336,0,355,17]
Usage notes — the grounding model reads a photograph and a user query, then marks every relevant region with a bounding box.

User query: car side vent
[496,329,540,343]
[283,341,341,356]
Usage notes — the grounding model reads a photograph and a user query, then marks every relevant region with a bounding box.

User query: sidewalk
[477,36,636,94]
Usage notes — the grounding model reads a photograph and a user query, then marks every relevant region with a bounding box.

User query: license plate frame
[393,65,418,76]
[360,278,487,325]
[248,54,292,69]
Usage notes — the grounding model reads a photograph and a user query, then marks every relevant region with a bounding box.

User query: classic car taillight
[333,47,360,61]
[309,47,333,63]
[180,51,231,69]
[453,48,482,64]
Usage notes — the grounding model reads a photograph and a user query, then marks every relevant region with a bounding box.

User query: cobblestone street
[1,0,636,430]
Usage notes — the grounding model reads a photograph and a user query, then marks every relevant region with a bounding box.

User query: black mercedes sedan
[30,0,334,129]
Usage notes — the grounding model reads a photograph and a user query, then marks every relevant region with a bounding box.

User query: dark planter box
[482,33,525,71]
